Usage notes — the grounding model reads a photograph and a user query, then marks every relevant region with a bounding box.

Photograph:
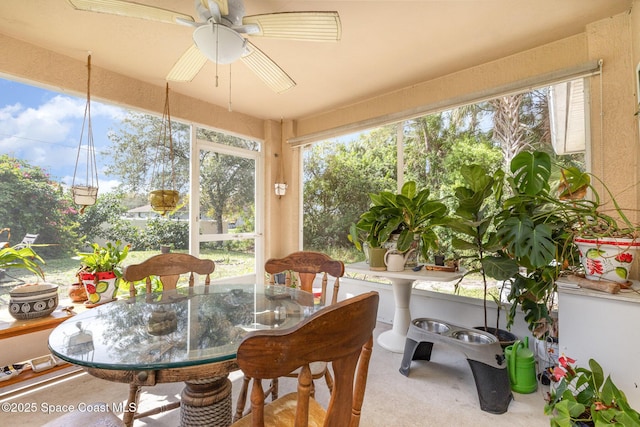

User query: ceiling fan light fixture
[193,23,246,64]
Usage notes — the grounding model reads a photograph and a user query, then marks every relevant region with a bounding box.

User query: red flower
[553,366,567,381]
[559,355,575,367]
[615,252,633,263]
[586,258,604,275]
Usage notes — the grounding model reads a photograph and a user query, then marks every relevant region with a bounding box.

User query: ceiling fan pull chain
[214,23,219,87]
[228,63,232,112]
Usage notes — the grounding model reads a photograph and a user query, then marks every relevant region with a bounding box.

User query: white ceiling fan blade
[66,0,195,25]
[242,11,341,41]
[201,0,229,17]
[241,42,295,93]
[167,45,208,82]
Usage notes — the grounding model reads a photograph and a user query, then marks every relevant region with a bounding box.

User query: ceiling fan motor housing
[193,22,246,64]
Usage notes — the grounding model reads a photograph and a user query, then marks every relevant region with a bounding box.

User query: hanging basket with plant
[148,83,180,215]
[72,53,99,213]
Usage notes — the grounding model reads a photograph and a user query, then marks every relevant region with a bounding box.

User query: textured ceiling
[0,0,632,121]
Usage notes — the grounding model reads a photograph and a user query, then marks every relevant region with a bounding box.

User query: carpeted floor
[1,322,551,426]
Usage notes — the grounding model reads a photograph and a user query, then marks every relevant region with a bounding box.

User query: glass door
[190,127,263,282]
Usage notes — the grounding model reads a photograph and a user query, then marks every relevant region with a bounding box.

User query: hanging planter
[149,83,180,215]
[149,189,180,213]
[72,54,99,213]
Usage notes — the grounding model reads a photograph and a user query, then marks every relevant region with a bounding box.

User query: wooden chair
[123,252,215,298]
[119,253,215,426]
[230,291,379,427]
[234,251,344,422]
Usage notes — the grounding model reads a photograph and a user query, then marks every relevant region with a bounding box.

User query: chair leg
[270,378,279,401]
[123,384,141,427]
[233,375,251,422]
[324,368,334,394]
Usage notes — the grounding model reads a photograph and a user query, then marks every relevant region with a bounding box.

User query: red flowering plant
[544,355,640,426]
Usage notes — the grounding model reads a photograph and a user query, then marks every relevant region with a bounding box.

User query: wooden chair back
[123,253,215,298]
[234,291,379,427]
[265,251,344,306]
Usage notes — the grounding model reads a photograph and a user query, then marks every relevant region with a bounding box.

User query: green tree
[0,155,78,257]
[197,129,257,237]
[303,127,396,249]
[104,112,190,194]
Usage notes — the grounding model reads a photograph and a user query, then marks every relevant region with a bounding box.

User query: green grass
[0,246,494,303]
[0,249,255,304]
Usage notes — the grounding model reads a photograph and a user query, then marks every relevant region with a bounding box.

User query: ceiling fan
[66,0,341,93]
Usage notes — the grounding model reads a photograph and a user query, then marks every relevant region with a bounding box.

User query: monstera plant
[492,150,640,337]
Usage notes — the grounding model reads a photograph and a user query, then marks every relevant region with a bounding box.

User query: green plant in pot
[390,181,448,259]
[556,165,640,286]
[77,240,130,306]
[1,244,59,321]
[494,150,640,338]
[443,163,519,343]
[349,181,448,270]
[492,151,582,338]
[545,356,640,426]
[348,204,398,270]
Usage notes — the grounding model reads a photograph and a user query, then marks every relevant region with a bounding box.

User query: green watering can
[505,336,537,394]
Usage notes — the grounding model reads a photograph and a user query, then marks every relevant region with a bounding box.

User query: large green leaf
[401,181,417,199]
[482,256,519,280]
[497,216,555,268]
[510,151,551,196]
[558,166,591,199]
[452,237,478,251]
[460,164,493,193]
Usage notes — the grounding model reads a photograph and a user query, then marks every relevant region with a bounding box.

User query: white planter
[80,271,119,305]
[574,236,640,283]
[72,185,98,206]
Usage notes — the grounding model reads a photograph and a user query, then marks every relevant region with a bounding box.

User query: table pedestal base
[377,278,413,353]
[180,376,232,427]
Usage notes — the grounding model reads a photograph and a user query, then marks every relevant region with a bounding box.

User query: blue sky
[0,77,127,192]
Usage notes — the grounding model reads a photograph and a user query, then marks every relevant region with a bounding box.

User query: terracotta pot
[68,282,88,302]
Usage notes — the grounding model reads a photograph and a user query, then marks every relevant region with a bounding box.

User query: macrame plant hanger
[72,53,99,214]
[149,83,180,216]
[274,119,288,198]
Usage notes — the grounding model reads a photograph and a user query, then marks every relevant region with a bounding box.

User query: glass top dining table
[47,283,316,427]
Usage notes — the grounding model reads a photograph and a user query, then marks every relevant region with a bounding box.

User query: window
[302,77,589,298]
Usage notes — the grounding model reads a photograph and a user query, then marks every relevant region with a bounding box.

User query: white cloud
[0,94,126,186]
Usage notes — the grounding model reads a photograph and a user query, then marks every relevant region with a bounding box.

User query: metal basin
[413,319,450,334]
[451,330,495,344]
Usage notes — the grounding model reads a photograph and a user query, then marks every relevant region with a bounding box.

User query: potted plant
[544,355,640,426]
[494,150,640,338]
[348,205,395,270]
[1,244,59,320]
[349,181,448,270]
[77,240,130,306]
[443,163,519,344]
[555,165,640,284]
